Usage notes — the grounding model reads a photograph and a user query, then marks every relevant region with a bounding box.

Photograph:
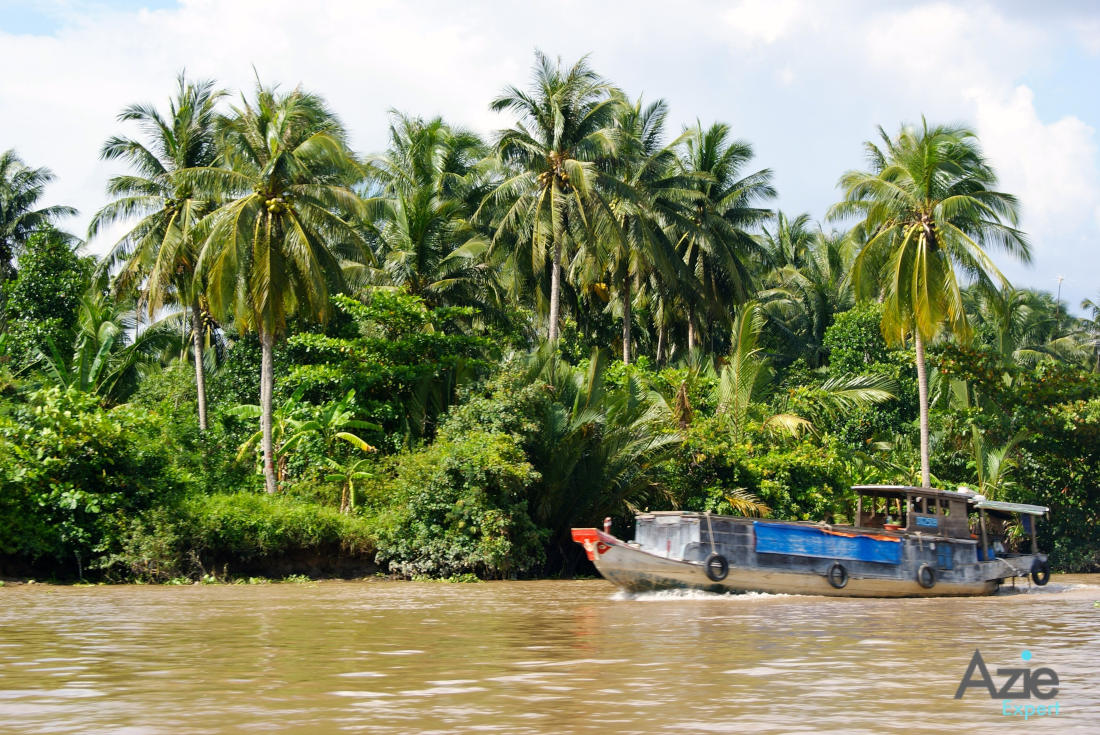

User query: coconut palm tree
[761,211,816,271]
[964,284,1086,367]
[189,82,369,494]
[482,51,621,342]
[0,150,76,283]
[601,96,695,364]
[1081,295,1100,371]
[760,224,856,367]
[362,112,499,312]
[89,73,223,430]
[829,119,1031,487]
[672,122,775,352]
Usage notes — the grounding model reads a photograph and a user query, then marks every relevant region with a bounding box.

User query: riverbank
[0,548,382,586]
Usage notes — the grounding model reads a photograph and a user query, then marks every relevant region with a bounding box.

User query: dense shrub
[437,353,680,568]
[0,387,189,576]
[822,303,918,447]
[1013,396,1100,571]
[1,229,94,371]
[823,302,889,373]
[659,415,852,522]
[179,492,376,561]
[933,344,1100,571]
[371,430,545,578]
[284,292,500,447]
[129,363,257,493]
[105,492,378,581]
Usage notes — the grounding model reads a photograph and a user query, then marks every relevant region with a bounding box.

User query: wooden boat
[572,485,1051,597]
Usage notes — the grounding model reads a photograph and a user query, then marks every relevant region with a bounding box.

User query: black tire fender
[1031,558,1050,586]
[917,563,936,589]
[704,552,729,582]
[826,562,849,589]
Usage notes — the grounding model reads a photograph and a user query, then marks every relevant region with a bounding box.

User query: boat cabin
[851,484,1049,560]
[852,485,972,538]
[971,498,1049,560]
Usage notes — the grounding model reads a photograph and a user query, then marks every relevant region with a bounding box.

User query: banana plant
[324,457,375,513]
[228,389,379,486]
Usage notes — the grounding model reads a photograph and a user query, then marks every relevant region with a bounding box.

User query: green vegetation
[1,55,1098,581]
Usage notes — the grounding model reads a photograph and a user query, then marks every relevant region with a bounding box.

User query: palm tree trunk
[622,276,632,365]
[190,303,208,432]
[548,239,562,343]
[656,323,665,365]
[260,329,278,494]
[686,305,697,351]
[914,331,931,488]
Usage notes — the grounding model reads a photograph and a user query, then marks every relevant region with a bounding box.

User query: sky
[1,0,1097,309]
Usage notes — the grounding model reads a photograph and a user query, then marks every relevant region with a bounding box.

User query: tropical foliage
[1,56,1098,580]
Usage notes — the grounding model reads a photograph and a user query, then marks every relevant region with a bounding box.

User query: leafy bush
[659,415,852,522]
[932,344,1100,571]
[822,304,917,447]
[105,492,378,581]
[0,387,189,575]
[1014,446,1100,572]
[130,362,256,493]
[284,292,500,447]
[1013,395,1100,571]
[1,229,93,371]
[438,351,680,562]
[371,430,545,579]
[823,302,889,373]
[178,492,376,561]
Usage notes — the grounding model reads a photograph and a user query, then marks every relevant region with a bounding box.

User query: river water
[0,576,1097,734]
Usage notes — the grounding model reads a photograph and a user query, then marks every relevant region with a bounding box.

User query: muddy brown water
[0,576,1097,734]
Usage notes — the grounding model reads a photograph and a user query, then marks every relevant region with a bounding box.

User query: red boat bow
[571,528,618,561]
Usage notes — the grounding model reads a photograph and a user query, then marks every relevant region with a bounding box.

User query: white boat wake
[612,588,793,601]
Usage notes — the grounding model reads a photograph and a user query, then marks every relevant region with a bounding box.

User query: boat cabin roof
[852,485,1049,516]
[851,485,973,501]
[973,499,1049,516]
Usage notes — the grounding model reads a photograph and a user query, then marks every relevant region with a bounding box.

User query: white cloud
[722,0,808,45]
[714,0,1100,306]
[971,85,1100,302]
[973,85,1098,235]
[861,2,1046,107]
[0,0,528,255]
